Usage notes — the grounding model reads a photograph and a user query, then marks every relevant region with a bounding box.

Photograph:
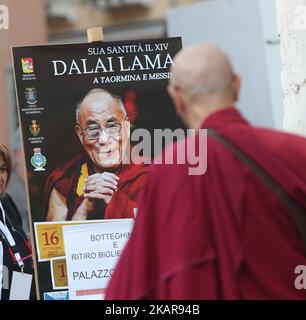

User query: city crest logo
[29,120,40,136]
[21,58,34,74]
[25,87,38,105]
[31,148,46,171]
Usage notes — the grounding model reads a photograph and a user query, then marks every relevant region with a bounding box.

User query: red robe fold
[106,108,306,300]
[44,154,148,220]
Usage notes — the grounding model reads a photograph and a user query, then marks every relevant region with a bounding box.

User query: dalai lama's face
[76,93,130,171]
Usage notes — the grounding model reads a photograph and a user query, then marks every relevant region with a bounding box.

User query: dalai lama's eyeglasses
[78,123,123,140]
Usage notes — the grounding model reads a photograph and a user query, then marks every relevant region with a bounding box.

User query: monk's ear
[232,74,241,103]
[167,84,186,117]
[75,125,84,144]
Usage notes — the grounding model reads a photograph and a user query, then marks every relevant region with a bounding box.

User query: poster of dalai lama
[12,37,183,299]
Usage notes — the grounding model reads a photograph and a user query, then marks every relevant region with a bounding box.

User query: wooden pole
[276,0,306,136]
[87,27,104,42]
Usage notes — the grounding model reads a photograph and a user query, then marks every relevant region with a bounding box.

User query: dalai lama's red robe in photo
[44,154,148,220]
[106,108,306,300]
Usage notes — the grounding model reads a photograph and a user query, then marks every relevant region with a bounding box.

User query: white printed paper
[63,219,133,300]
[9,271,32,300]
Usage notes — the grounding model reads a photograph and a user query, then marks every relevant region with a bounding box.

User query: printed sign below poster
[63,219,133,300]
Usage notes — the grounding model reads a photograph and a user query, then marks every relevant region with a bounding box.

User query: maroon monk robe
[105,157,148,219]
[44,154,148,220]
[106,108,306,299]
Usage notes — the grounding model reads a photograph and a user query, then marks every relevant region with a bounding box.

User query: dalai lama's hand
[71,172,119,220]
[83,172,119,205]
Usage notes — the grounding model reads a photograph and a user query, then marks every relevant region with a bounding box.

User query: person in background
[106,44,306,299]
[6,129,30,234]
[0,143,35,300]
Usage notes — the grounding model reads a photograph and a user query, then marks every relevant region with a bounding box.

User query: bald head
[75,88,130,171]
[170,44,236,104]
[76,88,127,124]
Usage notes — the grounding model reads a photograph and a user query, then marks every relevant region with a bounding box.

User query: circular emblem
[31,148,47,171]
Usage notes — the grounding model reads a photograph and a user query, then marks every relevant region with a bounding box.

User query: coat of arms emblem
[21,58,34,74]
[31,148,47,171]
[25,87,38,105]
[29,120,40,136]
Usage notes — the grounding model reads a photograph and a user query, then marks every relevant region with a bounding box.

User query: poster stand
[87,27,104,43]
